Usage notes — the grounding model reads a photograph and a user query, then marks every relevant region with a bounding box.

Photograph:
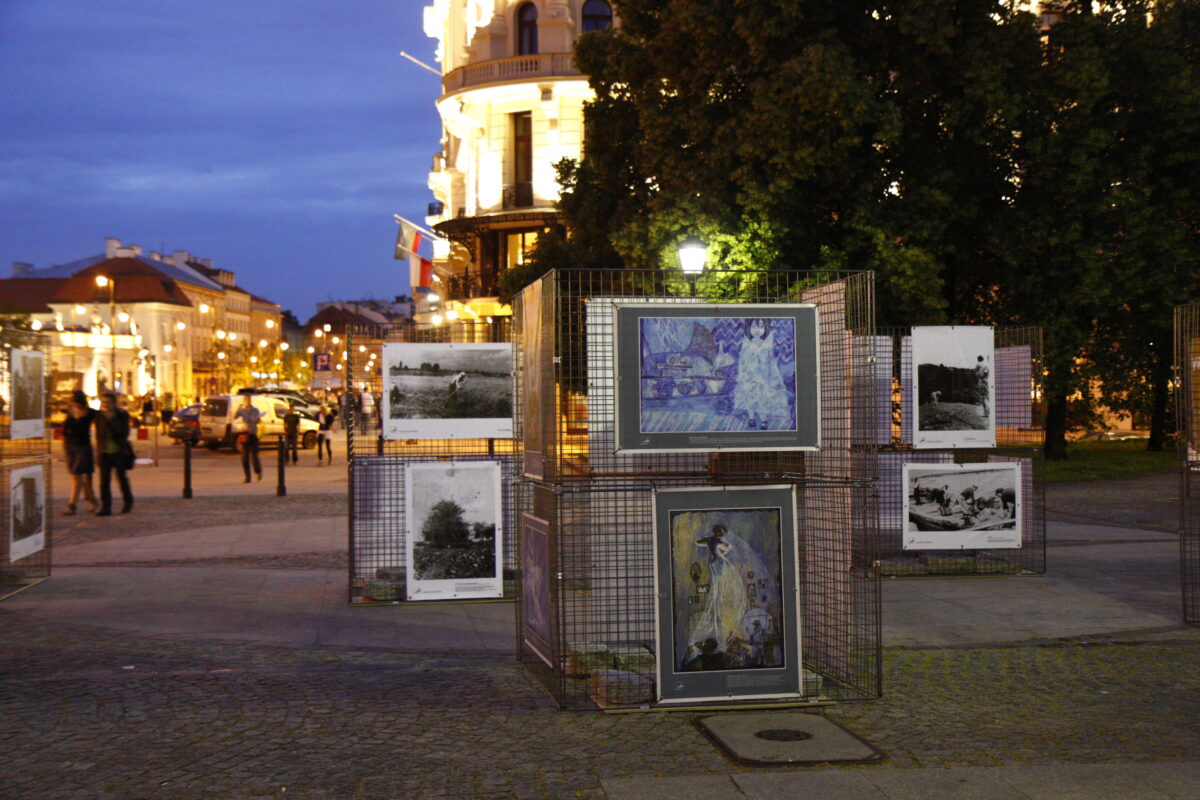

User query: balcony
[502,182,534,210]
[442,53,580,95]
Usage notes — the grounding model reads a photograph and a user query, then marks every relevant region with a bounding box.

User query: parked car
[168,404,203,445]
[236,388,321,413]
[200,394,319,450]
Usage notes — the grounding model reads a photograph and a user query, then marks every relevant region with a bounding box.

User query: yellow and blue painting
[670,507,784,673]
[639,316,797,434]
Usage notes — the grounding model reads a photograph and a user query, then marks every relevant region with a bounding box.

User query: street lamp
[678,236,707,295]
[95,274,116,392]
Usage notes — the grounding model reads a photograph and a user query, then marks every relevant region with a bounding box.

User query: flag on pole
[394,217,423,260]
[409,252,434,294]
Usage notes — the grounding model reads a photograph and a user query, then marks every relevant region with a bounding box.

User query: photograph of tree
[614,304,820,453]
[903,462,1021,550]
[9,465,46,562]
[654,485,801,704]
[404,461,502,600]
[9,348,44,440]
[913,326,995,449]
[381,342,513,440]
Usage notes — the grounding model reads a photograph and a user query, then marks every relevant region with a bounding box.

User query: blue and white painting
[639,316,797,434]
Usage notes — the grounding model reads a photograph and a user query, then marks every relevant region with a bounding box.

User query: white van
[199,394,318,450]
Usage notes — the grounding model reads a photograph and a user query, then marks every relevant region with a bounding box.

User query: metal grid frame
[344,321,519,604]
[1176,303,1199,624]
[2,329,53,589]
[1,329,52,458]
[874,326,1046,577]
[514,269,881,709]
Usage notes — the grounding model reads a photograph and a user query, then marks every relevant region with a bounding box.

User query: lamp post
[95,274,116,392]
[678,236,707,295]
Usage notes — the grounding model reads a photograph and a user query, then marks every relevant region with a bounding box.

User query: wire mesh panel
[1,455,53,591]
[1,329,51,458]
[345,321,518,604]
[1176,303,1200,624]
[514,269,881,709]
[872,326,1045,577]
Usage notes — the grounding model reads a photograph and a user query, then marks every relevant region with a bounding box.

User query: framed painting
[912,326,996,449]
[521,513,555,668]
[8,349,45,440]
[613,304,820,453]
[902,462,1021,550]
[403,461,503,600]
[9,464,46,563]
[382,342,513,440]
[653,485,802,704]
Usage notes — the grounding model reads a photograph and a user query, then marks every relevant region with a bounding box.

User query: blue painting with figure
[639,316,797,434]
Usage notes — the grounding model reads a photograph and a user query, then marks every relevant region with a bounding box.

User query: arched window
[581,0,612,32]
[517,3,538,55]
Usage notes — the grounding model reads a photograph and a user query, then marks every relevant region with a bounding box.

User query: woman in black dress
[62,389,97,515]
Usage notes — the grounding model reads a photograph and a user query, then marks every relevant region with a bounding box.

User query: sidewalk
[2,471,1198,800]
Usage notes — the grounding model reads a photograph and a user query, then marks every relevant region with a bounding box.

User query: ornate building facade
[419,0,614,326]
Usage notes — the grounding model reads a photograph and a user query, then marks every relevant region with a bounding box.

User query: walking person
[235,395,263,483]
[62,390,97,515]
[94,391,134,516]
[315,405,334,465]
[283,406,300,465]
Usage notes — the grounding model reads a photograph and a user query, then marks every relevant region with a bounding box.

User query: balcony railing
[442,53,580,94]
[502,182,534,210]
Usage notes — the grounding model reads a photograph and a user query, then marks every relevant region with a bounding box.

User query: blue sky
[0,0,442,319]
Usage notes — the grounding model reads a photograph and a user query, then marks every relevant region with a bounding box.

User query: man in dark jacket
[94,391,133,516]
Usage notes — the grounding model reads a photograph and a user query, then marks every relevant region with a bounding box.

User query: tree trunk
[1147,345,1172,452]
[1044,388,1069,460]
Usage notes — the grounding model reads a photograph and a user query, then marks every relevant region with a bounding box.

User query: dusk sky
[0,0,442,320]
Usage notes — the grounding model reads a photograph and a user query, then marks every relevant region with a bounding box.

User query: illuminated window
[581,0,612,32]
[506,230,540,272]
[517,3,538,55]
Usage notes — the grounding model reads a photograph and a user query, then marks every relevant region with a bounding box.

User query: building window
[517,2,538,55]
[581,0,612,32]
[506,111,533,208]
[506,230,540,272]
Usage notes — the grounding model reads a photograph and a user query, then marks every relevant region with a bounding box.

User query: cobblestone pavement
[54,495,347,546]
[3,614,1199,799]
[3,475,1198,799]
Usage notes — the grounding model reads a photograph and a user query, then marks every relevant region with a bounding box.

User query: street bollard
[276,435,287,497]
[182,438,193,499]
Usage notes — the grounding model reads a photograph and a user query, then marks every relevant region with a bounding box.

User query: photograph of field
[381,342,513,440]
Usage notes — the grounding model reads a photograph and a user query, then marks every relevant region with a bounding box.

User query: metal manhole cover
[754,729,813,742]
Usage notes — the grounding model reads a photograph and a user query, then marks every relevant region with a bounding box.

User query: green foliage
[553,0,1200,456]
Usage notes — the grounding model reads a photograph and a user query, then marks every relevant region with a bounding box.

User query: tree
[420,500,471,548]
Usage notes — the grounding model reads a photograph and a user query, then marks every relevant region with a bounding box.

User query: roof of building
[47,258,195,307]
[304,305,379,332]
[27,252,224,293]
[0,278,69,313]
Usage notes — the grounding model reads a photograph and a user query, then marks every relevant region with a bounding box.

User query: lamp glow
[678,236,707,275]
[94,275,109,288]
[199,303,210,314]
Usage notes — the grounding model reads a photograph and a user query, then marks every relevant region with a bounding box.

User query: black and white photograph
[903,462,1021,550]
[912,326,995,449]
[404,461,503,600]
[9,348,45,440]
[381,342,513,440]
[9,464,46,562]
